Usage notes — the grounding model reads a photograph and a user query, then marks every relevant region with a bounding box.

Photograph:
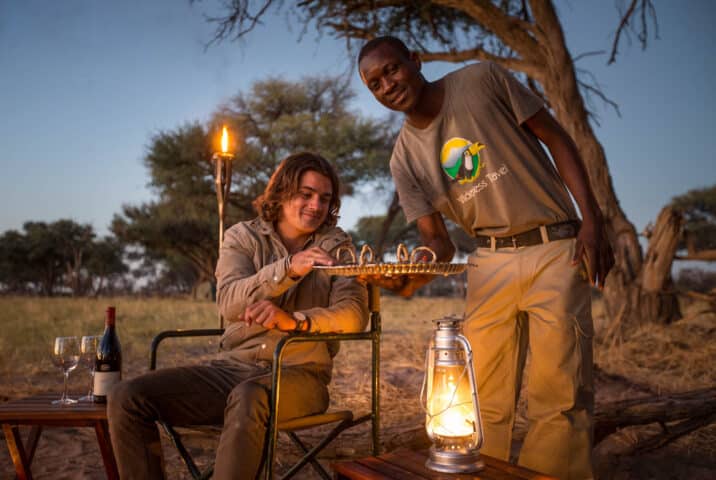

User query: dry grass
[0,294,714,479]
[595,297,716,393]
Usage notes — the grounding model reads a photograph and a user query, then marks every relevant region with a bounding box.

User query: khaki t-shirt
[390,62,577,237]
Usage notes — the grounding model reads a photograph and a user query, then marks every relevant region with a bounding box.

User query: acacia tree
[112,123,218,297]
[199,0,670,328]
[672,185,716,261]
[114,75,394,296]
[0,220,126,296]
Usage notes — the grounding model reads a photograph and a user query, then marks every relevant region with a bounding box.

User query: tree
[23,221,71,296]
[200,0,669,328]
[84,237,129,296]
[112,122,219,297]
[0,230,33,294]
[672,184,716,261]
[113,76,395,296]
[0,220,125,296]
[52,219,95,296]
[626,183,716,323]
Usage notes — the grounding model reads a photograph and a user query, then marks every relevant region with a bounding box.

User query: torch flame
[221,126,229,153]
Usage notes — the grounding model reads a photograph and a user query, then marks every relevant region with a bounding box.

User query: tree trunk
[594,387,716,446]
[637,207,683,324]
[531,1,680,330]
[375,192,401,260]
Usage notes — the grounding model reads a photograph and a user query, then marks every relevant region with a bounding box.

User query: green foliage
[115,76,395,293]
[349,211,419,254]
[0,230,34,292]
[111,123,218,286]
[671,184,716,251]
[216,75,394,200]
[349,213,477,257]
[0,220,126,296]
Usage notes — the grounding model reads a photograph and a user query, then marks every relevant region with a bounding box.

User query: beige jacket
[215,217,368,369]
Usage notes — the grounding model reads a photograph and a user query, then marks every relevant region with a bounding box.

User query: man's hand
[574,216,614,289]
[357,274,413,296]
[357,271,433,298]
[243,300,295,331]
[289,246,336,278]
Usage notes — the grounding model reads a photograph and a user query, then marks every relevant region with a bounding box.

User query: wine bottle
[93,306,122,403]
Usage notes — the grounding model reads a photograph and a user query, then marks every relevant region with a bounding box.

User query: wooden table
[0,394,118,480]
[332,449,556,480]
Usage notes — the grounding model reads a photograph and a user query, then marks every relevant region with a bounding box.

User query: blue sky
[1,1,714,242]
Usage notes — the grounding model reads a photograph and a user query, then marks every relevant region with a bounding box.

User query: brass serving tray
[314,262,467,277]
[317,244,468,277]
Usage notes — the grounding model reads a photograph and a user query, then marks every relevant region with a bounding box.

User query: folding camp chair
[148,284,382,480]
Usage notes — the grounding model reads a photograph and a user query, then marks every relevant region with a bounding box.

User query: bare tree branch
[199,0,276,47]
[609,0,659,64]
[323,20,377,40]
[575,67,621,121]
[433,0,540,60]
[573,50,606,62]
[419,47,539,77]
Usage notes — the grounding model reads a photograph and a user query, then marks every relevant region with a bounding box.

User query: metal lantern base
[425,446,485,473]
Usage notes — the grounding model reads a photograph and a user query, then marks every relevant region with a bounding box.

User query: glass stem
[62,370,69,402]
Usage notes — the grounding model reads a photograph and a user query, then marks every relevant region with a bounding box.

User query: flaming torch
[213,125,234,249]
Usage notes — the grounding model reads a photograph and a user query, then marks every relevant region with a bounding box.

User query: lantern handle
[419,339,434,415]
[455,334,485,450]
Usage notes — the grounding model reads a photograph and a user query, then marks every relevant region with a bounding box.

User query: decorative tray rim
[313,262,467,276]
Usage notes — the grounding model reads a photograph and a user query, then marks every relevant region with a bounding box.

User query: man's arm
[400,212,456,296]
[362,212,455,297]
[524,108,614,288]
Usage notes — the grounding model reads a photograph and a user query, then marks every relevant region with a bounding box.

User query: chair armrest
[149,329,225,370]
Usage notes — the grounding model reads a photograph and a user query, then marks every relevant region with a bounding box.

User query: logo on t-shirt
[440,137,486,184]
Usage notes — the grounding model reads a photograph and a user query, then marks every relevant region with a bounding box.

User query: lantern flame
[221,126,229,153]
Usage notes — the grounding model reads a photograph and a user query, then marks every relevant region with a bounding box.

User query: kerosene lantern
[422,315,485,473]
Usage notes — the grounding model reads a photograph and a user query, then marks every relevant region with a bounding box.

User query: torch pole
[213,152,233,328]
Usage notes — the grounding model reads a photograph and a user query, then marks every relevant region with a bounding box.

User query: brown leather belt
[475,220,580,249]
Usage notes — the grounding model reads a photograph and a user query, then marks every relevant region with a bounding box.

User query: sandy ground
[1,296,714,479]
[2,369,714,479]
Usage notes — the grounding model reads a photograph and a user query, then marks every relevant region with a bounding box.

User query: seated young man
[107,152,368,479]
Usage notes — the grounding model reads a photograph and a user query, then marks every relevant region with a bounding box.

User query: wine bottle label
[93,371,121,396]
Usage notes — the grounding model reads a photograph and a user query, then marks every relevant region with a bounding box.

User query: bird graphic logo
[440,137,486,184]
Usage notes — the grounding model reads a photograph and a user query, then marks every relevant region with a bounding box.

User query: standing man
[108,152,368,479]
[358,36,613,479]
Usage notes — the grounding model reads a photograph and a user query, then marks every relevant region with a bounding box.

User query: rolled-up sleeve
[296,238,368,334]
[301,273,369,334]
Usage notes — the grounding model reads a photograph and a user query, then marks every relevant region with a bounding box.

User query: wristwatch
[292,312,310,332]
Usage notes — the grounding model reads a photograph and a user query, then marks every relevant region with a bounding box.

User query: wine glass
[78,335,100,402]
[51,336,80,405]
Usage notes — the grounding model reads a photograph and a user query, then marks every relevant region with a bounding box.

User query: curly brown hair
[253,152,341,228]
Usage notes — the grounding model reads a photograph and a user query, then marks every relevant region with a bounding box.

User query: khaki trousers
[465,239,594,480]
[107,359,330,480]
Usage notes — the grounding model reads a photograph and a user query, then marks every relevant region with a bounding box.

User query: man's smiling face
[359,42,424,114]
[278,170,333,238]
